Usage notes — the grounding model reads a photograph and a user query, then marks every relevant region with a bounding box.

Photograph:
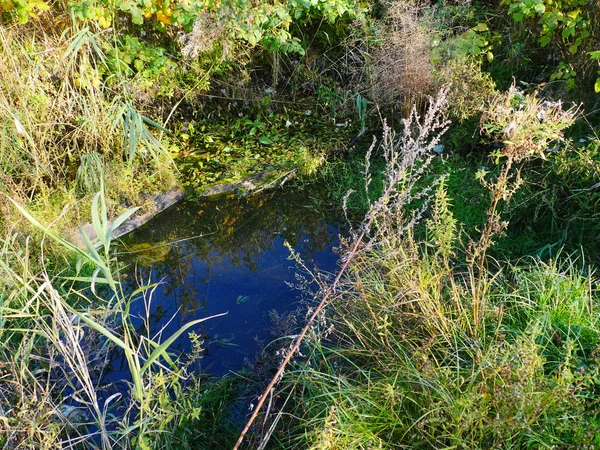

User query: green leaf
[259,135,272,145]
[140,312,228,375]
[141,115,171,134]
[130,6,144,24]
[595,78,600,93]
[107,207,140,243]
[69,308,129,352]
[91,192,105,245]
[561,26,574,39]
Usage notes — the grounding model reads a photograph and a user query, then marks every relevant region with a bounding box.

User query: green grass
[0,187,234,448]
[276,204,600,449]
[0,20,179,233]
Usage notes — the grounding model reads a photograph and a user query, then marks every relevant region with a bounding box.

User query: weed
[277,183,600,450]
[473,86,577,276]
[1,186,227,448]
[369,0,434,111]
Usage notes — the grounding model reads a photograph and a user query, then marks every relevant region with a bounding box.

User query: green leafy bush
[502,0,600,91]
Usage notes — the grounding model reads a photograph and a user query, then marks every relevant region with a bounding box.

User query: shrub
[438,57,497,121]
[501,0,600,92]
[369,0,435,110]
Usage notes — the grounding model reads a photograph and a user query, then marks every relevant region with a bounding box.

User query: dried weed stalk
[469,86,578,327]
[179,11,231,59]
[349,85,450,247]
[234,86,450,450]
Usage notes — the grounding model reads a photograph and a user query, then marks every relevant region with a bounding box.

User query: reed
[0,19,178,227]
[1,185,225,448]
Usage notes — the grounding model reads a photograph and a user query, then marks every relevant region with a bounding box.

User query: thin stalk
[235,88,450,448]
[233,215,370,450]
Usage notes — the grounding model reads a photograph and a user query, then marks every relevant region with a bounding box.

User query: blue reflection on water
[112,185,342,380]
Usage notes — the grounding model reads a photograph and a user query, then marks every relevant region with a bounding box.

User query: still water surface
[114,184,343,377]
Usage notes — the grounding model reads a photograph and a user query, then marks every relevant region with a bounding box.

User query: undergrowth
[2,0,600,447]
[276,184,600,449]
[264,86,600,449]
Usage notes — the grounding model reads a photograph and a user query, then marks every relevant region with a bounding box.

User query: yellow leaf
[35,1,50,11]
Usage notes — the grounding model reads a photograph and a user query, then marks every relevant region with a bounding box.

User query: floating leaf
[236,295,250,304]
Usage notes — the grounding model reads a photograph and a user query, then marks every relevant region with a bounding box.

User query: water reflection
[116,184,342,376]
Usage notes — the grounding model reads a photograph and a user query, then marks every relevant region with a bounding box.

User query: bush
[502,0,600,92]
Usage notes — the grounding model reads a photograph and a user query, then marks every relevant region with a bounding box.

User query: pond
[112,183,344,379]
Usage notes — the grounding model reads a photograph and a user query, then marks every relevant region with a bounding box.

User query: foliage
[481,85,577,160]
[445,21,498,63]
[276,174,600,450]
[3,0,600,447]
[175,108,351,191]
[438,57,497,121]
[0,0,49,24]
[145,374,242,449]
[3,0,365,59]
[102,35,177,80]
[501,0,600,91]
[1,187,229,448]
[0,23,178,226]
[506,135,600,258]
[180,0,365,55]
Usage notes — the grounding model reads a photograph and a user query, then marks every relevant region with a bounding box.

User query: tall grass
[1,187,226,448]
[0,19,177,226]
[268,90,597,448]
[278,188,600,448]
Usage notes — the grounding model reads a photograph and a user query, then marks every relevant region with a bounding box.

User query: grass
[276,196,600,448]
[263,92,599,449]
[0,187,231,448]
[0,18,178,233]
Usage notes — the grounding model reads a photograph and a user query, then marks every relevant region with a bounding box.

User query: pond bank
[69,168,297,248]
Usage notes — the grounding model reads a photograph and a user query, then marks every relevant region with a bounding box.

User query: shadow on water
[111,183,343,381]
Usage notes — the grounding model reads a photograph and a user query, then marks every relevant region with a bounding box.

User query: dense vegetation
[1,0,600,448]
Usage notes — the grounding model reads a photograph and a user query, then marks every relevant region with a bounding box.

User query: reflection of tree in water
[117,184,342,317]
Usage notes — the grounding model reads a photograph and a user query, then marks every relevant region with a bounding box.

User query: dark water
[113,184,343,377]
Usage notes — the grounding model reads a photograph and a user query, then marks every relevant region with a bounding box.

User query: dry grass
[0,20,179,234]
[179,10,230,59]
[369,0,434,112]
[0,24,116,200]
